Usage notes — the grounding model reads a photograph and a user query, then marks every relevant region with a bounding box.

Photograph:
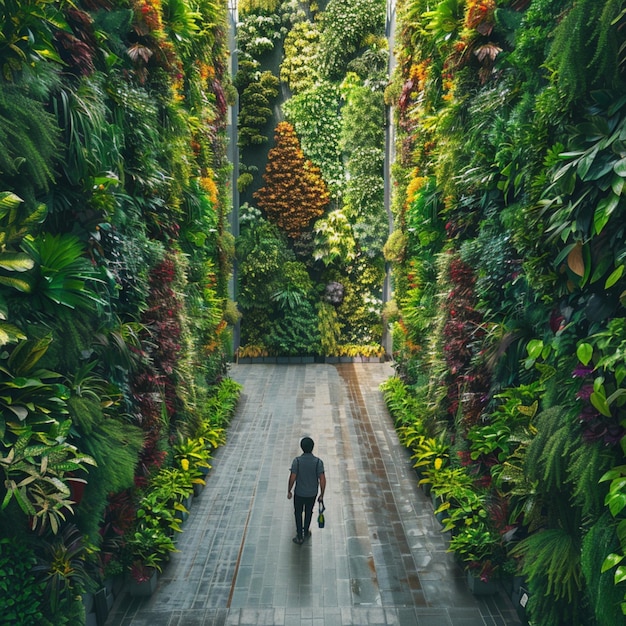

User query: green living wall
[384,0,626,624]
[0,0,241,622]
[234,0,390,358]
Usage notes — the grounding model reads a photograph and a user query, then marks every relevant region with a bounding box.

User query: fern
[512,410,591,624]
[588,0,624,81]
[525,405,580,491]
[547,0,624,104]
[381,376,418,426]
[581,514,624,626]
[75,418,144,538]
[566,441,615,519]
[512,527,583,604]
[40,309,98,373]
[67,395,104,436]
[0,83,60,200]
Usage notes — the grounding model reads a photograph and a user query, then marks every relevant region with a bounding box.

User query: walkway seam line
[226,476,258,608]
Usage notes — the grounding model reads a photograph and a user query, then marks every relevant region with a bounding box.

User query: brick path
[107,363,520,625]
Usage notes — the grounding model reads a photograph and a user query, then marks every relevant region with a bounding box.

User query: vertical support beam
[227,0,240,358]
[382,0,396,359]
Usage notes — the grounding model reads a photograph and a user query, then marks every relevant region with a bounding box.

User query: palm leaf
[19,233,107,313]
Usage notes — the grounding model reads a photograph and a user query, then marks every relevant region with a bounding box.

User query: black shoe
[304,531,312,540]
[292,535,304,545]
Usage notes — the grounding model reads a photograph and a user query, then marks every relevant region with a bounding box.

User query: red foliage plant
[254,122,330,239]
[129,254,184,484]
[442,256,490,425]
[143,256,182,393]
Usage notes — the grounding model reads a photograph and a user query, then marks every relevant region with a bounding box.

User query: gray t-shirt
[290,453,324,498]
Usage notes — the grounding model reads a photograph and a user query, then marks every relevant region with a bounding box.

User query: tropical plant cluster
[0,0,241,622]
[384,0,626,624]
[235,0,389,357]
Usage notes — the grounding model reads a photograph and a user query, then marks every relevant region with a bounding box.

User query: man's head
[300,436,314,453]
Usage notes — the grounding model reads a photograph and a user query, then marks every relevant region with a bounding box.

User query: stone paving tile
[106,364,521,626]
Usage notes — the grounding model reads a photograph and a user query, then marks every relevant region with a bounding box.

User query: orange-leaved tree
[254,121,330,239]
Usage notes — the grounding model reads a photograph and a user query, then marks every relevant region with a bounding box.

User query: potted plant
[125,524,177,596]
[411,431,450,488]
[447,523,505,595]
[173,436,212,472]
[135,484,185,537]
[196,422,226,455]
[173,436,212,497]
[148,467,195,512]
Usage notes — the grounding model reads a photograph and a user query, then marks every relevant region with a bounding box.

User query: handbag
[317,502,326,528]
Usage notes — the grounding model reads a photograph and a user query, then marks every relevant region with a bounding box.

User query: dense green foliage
[385,0,626,626]
[236,0,388,358]
[0,0,239,620]
[385,1,626,624]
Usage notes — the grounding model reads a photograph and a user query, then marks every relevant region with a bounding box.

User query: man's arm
[318,473,326,502]
[287,472,296,499]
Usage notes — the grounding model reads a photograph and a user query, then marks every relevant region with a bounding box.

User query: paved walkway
[107,363,521,626]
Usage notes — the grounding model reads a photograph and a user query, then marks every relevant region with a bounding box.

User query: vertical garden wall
[0,0,241,622]
[383,0,626,624]
[234,0,390,359]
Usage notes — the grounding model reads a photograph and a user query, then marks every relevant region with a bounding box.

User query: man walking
[287,437,325,544]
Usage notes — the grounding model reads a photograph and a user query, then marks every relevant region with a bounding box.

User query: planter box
[514,583,531,625]
[431,493,448,526]
[173,493,193,520]
[129,569,158,597]
[104,575,124,597]
[94,586,110,624]
[434,509,448,526]
[82,591,94,614]
[175,503,190,523]
[68,477,86,505]
[238,354,377,364]
[505,574,524,598]
[413,466,425,482]
[466,570,499,595]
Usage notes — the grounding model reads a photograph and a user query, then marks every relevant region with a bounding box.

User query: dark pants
[293,494,316,538]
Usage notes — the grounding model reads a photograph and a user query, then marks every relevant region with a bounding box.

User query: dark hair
[300,437,314,453]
